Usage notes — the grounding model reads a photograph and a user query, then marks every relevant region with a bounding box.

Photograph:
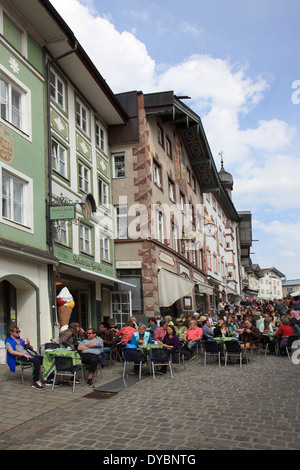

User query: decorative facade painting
[174,134,187,193]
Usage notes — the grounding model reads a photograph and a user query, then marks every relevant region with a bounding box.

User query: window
[116,205,128,239]
[101,234,111,262]
[156,211,164,243]
[80,223,92,254]
[166,137,172,159]
[96,121,105,151]
[1,74,22,130]
[172,223,179,252]
[2,171,25,225]
[78,161,90,193]
[54,221,68,246]
[52,139,67,178]
[191,175,196,192]
[76,98,89,134]
[112,154,125,178]
[157,124,164,147]
[187,168,191,185]
[99,179,109,207]
[168,179,175,202]
[153,160,162,188]
[50,70,65,109]
[180,193,185,213]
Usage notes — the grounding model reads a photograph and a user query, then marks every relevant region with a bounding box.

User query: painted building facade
[109,91,242,325]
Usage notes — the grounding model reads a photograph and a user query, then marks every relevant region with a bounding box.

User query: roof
[282,279,300,286]
[7,0,128,125]
[261,267,285,278]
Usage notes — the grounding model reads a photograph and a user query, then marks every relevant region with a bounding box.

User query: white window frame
[99,178,109,207]
[78,161,90,194]
[0,67,31,138]
[156,211,164,243]
[80,223,92,255]
[76,97,89,135]
[116,205,128,239]
[153,161,162,188]
[0,164,33,232]
[112,154,125,178]
[54,220,69,246]
[168,179,175,202]
[101,234,111,263]
[49,69,65,110]
[95,120,106,152]
[52,138,68,178]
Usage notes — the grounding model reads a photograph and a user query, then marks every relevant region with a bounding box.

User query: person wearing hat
[174,318,187,336]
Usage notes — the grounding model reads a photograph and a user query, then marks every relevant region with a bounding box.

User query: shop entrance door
[110,291,132,328]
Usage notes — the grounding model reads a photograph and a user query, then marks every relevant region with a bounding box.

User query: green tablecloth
[42,348,81,380]
[213,337,238,350]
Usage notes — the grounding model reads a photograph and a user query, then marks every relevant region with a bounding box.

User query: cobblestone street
[0,353,299,451]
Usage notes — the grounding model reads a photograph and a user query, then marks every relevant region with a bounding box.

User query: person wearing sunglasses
[5,325,45,390]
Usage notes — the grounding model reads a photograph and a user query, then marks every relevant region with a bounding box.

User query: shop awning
[158,268,195,307]
[197,282,214,295]
[291,291,300,297]
[59,262,136,288]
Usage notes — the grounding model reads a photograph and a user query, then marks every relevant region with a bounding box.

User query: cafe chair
[224,341,246,368]
[286,336,299,361]
[122,348,145,381]
[6,358,34,386]
[203,340,222,367]
[150,348,173,380]
[52,356,81,392]
[260,335,272,356]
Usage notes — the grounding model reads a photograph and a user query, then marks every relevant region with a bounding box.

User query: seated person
[115,320,137,346]
[183,320,203,357]
[97,322,116,367]
[174,318,187,336]
[213,319,230,338]
[78,328,103,387]
[153,320,167,342]
[131,324,153,347]
[201,319,214,339]
[289,318,300,339]
[5,325,45,390]
[275,318,293,351]
[147,317,158,337]
[159,325,180,370]
[59,322,84,349]
[239,319,262,349]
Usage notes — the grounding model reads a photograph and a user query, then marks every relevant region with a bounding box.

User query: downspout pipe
[46,42,78,330]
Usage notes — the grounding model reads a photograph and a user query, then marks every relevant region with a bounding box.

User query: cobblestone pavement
[0,352,299,451]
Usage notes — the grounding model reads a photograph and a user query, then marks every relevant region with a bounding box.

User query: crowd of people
[5,296,300,390]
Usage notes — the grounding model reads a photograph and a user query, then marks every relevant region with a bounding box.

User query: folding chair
[224,341,246,368]
[203,340,222,367]
[52,356,81,392]
[150,348,173,380]
[286,336,299,360]
[122,348,145,380]
[6,359,34,386]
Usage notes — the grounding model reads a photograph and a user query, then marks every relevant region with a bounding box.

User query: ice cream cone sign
[57,287,75,333]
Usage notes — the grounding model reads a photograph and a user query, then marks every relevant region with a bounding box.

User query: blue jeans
[187,341,199,354]
[20,355,43,382]
[100,347,111,365]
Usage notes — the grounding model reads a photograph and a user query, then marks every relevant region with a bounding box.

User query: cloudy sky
[50,0,300,279]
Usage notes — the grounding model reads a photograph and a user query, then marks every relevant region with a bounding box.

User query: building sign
[50,205,75,220]
[0,123,14,163]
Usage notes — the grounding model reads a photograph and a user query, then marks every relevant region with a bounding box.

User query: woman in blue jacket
[131,324,153,347]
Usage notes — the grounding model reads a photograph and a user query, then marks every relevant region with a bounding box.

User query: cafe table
[213,336,238,351]
[42,347,82,380]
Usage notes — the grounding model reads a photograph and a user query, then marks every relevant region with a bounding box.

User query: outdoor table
[42,347,81,380]
[213,336,238,351]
